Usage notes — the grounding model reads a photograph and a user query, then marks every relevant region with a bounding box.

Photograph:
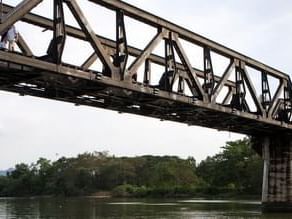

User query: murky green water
[0,197,291,218]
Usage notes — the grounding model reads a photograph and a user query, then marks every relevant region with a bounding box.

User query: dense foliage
[0,138,263,198]
[197,138,263,196]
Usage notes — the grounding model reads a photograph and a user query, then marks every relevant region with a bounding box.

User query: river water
[0,197,291,218]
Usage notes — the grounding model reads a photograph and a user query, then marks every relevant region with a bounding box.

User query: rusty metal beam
[17,33,33,56]
[81,52,97,70]
[222,87,234,105]
[0,0,42,34]
[268,81,284,118]
[64,0,118,78]
[89,0,289,80]
[243,64,265,115]
[0,51,291,134]
[126,29,167,80]
[173,34,206,100]
[212,60,235,103]
[1,1,292,131]
[1,4,235,89]
[115,10,128,78]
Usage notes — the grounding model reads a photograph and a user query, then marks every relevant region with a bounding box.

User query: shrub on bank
[112,185,199,198]
[112,184,147,197]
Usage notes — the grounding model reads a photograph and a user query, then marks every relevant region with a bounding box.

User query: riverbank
[0,190,261,201]
[105,184,261,200]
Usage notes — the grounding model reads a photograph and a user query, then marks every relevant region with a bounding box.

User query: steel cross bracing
[0,0,292,135]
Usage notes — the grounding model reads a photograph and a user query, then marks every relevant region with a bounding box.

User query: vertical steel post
[178,75,185,94]
[162,32,176,91]
[0,0,3,21]
[278,80,292,123]
[232,61,247,111]
[115,9,128,79]
[47,0,66,64]
[54,0,66,64]
[203,46,214,99]
[144,58,151,85]
[261,71,271,111]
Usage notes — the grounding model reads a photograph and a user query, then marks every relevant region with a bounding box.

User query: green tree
[197,138,263,195]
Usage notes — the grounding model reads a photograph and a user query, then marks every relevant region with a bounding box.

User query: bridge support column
[259,135,292,212]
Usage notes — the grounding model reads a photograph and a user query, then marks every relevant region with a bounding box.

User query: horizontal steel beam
[0,51,291,134]
[1,1,292,133]
[0,0,42,34]
[2,4,236,89]
[90,0,289,80]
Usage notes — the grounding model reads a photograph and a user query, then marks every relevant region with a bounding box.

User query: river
[0,197,291,218]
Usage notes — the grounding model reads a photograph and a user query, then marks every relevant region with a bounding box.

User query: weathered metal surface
[1,4,236,88]
[90,0,290,80]
[0,0,292,136]
[0,0,42,34]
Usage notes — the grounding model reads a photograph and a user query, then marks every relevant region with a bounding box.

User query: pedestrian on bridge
[1,25,18,51]
[0,30,7,50]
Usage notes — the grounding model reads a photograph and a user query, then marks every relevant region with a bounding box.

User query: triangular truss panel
[1,0,292,134]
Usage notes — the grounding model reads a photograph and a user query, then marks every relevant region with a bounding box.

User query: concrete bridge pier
[256,135,292,212]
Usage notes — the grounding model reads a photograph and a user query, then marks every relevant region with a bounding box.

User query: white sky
[1,0,292,169]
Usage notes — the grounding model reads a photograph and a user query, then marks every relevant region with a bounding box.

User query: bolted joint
[153,88,159,95]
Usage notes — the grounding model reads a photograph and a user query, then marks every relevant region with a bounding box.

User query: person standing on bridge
[0,30,7,50]
[6,25,18,51]
[1,25,18,51]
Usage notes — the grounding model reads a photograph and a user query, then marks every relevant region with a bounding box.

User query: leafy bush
[0,138,263,198]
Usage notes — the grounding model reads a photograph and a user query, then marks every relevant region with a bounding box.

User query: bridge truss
[0,0,292,135]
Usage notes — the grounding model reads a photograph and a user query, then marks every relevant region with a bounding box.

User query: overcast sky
[1,0,292,169]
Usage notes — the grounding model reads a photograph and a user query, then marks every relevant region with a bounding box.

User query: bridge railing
[1,0,292,126]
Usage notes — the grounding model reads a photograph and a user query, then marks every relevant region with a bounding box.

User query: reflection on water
[0,197,291,218]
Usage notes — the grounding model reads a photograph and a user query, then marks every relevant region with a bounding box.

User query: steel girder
[0,0,292,135]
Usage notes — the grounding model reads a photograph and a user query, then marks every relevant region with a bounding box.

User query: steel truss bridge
[1,0,292,136]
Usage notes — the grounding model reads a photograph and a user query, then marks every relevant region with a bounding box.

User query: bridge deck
[1,0,292,136]
[0,51,290,135]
